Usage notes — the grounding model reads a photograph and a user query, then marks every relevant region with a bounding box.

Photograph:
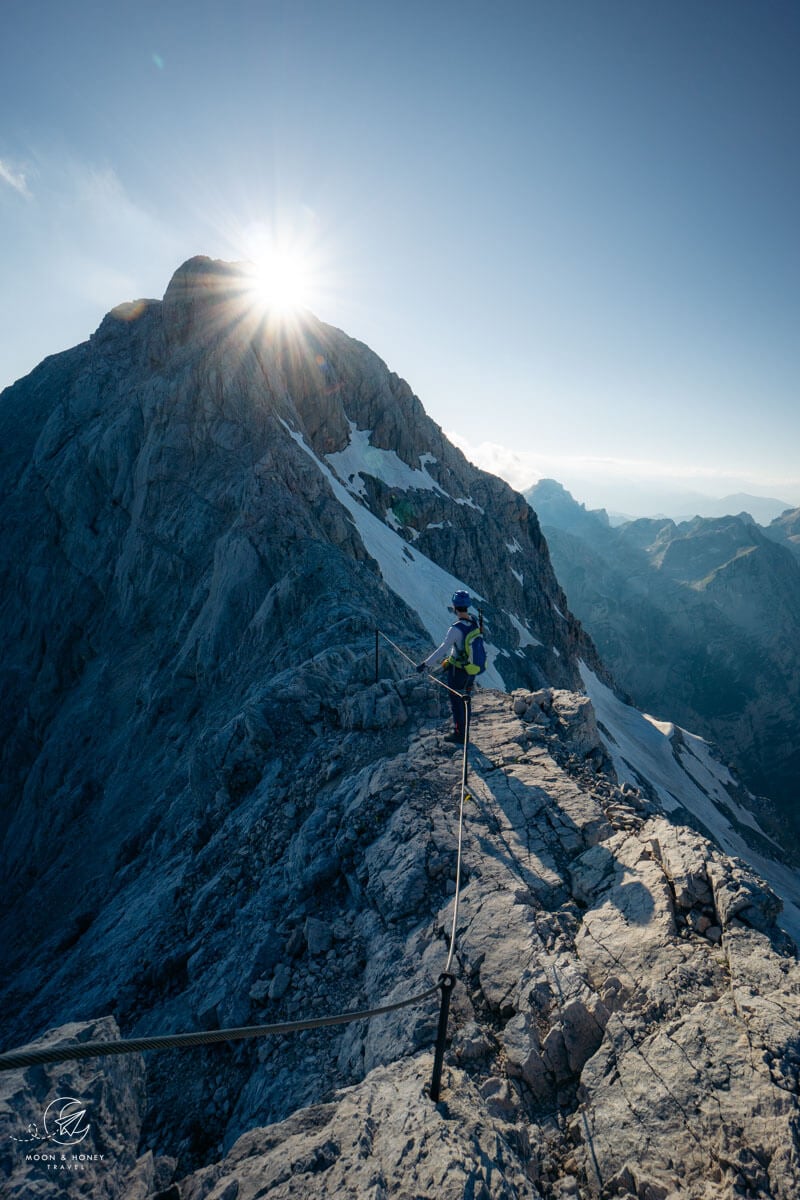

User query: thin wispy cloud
[447,433,800,509]
[0,153,186,389]
[53,161,180,306]
[0,158,31,197]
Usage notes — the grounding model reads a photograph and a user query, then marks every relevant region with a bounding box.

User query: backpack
[454,617,487,676]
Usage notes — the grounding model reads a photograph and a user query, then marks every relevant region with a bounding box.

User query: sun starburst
[236,220,328,320]
[244,246,315,314]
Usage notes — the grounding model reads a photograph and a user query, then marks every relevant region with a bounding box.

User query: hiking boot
[443,731,464,744]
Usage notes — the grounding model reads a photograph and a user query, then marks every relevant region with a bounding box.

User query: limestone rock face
[0,257,601,1033]
[179,1058,542,1200]
[762,505,800,561]
[2,260,799,1199]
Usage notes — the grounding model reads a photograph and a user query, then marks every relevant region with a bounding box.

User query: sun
[244,242,317,315]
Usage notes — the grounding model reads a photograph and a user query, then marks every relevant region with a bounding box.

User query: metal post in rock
[429,972,456,1102]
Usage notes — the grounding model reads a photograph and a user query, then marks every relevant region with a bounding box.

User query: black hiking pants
[446,666,473,739]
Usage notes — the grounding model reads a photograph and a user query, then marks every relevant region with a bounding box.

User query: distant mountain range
[699,493,796,525]
[527,479,800,832]
[562,485,796,528]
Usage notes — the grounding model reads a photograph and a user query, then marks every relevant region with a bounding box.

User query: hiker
[416,590,482,743]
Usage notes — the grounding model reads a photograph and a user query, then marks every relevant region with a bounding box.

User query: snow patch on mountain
[506,610,543,651]
[677,731,774,842]
[326,421,448,498]
[284,420,507,690]
[580,662,800,943]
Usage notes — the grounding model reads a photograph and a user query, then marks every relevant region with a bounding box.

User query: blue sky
[2,0,798,515]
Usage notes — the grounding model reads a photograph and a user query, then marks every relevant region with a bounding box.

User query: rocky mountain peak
[1,261,799,1199]
[0,257,604,1027]
[161,254,252,344]
[526,479,609,536]
[764,505,800,560]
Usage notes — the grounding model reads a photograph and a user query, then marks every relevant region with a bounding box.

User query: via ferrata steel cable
[0,637,473,1075]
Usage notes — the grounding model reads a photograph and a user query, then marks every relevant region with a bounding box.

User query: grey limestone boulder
[337,679,409,730]
[647,818,714,909]
[177,1058,541,1200]
[707,855,783,932]
[549,690,602,758]
[304,917,333,956]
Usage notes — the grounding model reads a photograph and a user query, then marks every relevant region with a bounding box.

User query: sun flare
[244,244,317,315]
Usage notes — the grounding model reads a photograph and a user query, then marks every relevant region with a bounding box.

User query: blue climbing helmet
[451,590,471,611]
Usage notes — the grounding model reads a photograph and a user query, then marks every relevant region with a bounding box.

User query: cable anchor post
[429,972,456,1102]
[461,691,472,785]
[375,627,380,683]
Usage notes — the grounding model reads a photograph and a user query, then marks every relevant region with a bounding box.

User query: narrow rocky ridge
[3,687,798,1199]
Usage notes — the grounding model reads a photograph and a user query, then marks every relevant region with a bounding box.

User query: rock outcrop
[763,506,800,561]
[0,1016,163,1199]
[527,480,800,838]
[3,693,798,1198]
